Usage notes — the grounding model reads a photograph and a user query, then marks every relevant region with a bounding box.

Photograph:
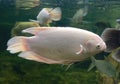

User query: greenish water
[0,0,120,84]
[0,51,97,84]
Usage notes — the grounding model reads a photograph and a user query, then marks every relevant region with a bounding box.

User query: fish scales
[7,27,106,64]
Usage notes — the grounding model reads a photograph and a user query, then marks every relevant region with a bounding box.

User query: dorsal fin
[22,27,57,35]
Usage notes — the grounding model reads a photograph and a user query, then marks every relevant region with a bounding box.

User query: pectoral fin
[76,44,85,55]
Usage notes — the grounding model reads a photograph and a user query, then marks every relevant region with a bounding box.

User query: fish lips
[101,43,107,51]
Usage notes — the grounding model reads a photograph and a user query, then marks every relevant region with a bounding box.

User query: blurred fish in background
[72,0,89,24]
[101,28,120,62]
[30,7,62,26]
[15,0,40,10]
[72,7,88,24]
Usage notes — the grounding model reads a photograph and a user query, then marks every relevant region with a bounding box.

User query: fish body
[30,7,62,25]
[37,8,52,24]
[72,7,88,24]
[16,0,40,10]
[7,27,106,64]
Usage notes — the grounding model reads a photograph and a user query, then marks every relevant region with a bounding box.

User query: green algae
[0,51,97,84]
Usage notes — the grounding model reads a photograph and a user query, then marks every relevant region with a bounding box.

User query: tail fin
[7,36,28,53]
[50,7,62,21]
[101,28,120,52]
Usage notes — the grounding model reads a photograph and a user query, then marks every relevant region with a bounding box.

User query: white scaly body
[7,27,106,64]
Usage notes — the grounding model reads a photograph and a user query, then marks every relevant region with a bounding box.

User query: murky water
[0,0,120,84]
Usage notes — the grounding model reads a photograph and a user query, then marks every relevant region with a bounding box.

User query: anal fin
[18,51,63,64]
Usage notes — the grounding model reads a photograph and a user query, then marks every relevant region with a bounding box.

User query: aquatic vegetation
[91,27,120,84]
[88,57,116,77]
[0,51,97,84]
[95,51,120,84]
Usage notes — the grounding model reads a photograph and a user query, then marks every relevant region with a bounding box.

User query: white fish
[30,7,62,25]
[72,7,88,24]
[7,27,106,64]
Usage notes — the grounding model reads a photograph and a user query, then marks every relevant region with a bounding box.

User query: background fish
[7,27,106,64]
[15,0,40,10]
[30,7,62,25]
[101,28,120,52]
[72,6,88,24]
[101,28,120,62]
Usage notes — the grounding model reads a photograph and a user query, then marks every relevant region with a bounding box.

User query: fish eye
[96,45,100,49]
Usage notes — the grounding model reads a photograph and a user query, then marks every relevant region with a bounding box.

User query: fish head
[85,36,106,54]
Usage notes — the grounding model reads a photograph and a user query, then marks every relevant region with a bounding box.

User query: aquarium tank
[0,0,120,84]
